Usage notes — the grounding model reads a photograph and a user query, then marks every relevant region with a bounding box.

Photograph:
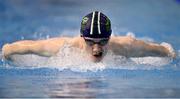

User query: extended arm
[110,36,176,58]
[2,37,69,60]
[129,38,175,58]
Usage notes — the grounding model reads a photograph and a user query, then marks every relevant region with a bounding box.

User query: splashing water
[1,43,175,72]
[0,32,178,72]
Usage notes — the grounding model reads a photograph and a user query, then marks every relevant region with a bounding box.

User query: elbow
[2,43,13,60]
[160,42,176,58]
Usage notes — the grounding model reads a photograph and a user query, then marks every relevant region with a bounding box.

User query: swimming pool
[0,0,180,98]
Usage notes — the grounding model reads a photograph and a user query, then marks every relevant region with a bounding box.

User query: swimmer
[2,11,176,62]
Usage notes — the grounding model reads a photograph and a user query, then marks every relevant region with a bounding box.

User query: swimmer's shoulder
[109,36,135,44]
[45,36,84,48]
[70,37,85,49]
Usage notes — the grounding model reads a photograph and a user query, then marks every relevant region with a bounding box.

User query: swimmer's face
[84,37,109,62]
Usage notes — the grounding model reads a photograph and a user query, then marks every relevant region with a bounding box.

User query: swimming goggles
[84,37,109,46]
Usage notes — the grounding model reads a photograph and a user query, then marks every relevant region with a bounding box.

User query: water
[0,0,180,98]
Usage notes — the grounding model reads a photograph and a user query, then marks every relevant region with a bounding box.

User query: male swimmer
[2,11,176,62]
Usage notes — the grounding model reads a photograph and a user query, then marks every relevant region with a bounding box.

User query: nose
[92,44,103,56]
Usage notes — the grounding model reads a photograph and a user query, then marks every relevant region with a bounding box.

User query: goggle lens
[84,38,109,46]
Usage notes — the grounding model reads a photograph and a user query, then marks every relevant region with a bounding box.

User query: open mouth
[93,52,103,57]
[91,51,104,62]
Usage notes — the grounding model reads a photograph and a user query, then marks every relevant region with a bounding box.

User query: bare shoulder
[109,36,135,45]
[44,37,84,48]
[107,36,135,56]
[69,37,85,49]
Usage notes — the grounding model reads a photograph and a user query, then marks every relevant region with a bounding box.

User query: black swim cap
[80,11,112,38]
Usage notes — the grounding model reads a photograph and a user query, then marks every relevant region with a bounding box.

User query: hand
[2,44,12,60]
[161,42,176,58]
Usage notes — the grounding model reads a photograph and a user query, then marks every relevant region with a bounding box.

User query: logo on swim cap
[81,17,89,32]
[105,18,111,33]
[82,17,89,24]
[80,11,112,38]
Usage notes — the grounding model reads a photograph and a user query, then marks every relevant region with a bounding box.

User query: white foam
[126,32,135,38]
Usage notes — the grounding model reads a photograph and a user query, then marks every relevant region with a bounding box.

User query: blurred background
[0,0,180,49]
[0,0,180,98]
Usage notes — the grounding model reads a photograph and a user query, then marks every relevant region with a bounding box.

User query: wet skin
[2,36,175,62]
[91,44,104,62]
[83,37,109,62]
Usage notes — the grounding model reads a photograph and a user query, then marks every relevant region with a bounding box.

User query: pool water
[0,0,180,98]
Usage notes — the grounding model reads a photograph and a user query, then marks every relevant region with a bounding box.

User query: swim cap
[80,11,112,38]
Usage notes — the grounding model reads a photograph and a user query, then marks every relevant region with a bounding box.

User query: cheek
[85,45,93,52]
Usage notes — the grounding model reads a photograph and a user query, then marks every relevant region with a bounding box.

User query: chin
[91,55,103,62]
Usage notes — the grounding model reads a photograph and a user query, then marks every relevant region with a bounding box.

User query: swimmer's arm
[2,38,67,60]
[130,38,176,58]
[112,36,176,58]
[129,39,175,58]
